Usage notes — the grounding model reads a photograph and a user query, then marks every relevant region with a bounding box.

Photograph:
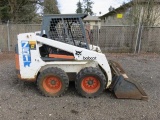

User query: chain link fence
[0,23,160,53]
[0,23,41,52]
[97,25,136,53]
[91,25,160,53]
[141,26,160,53]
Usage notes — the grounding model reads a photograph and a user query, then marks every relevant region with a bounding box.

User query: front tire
[37,67,69,97]
[75,67,106,98]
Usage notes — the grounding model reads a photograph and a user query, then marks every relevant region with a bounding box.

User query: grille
[48,17,86,47]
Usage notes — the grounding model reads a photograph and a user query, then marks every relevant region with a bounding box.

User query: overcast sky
[58,0,128,16]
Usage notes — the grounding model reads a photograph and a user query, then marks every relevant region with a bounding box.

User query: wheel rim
[81,76,100,93]
[43,76,62,94]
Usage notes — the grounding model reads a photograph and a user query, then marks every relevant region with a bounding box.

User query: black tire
[75,67,107,98]
[37,67,69,97]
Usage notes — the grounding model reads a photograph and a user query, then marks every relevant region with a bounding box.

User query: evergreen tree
[0,0,37,23]
[76,0,83,13]
[83,0,94,15]
[43,0,60,14]
[108,6,115,12]
[0,0,10,23]
[0,0,61,23]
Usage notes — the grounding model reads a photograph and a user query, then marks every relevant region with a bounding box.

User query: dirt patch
[0,53,160,120]
[0,52,14,61]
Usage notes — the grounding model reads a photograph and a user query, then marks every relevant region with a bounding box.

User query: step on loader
[15,14,148,100]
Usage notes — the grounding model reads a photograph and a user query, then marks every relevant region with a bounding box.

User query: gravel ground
[0,53,160,120]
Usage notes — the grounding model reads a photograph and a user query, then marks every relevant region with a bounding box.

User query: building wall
[101,13,128,26]
[101,4,160,26]
[84,20,101,29]
[89,21,101,29]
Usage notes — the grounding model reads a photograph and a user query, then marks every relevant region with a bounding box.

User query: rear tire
[75,67,106,98]
[37,67,69,97]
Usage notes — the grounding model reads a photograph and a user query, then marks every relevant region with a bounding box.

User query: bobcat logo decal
[75,50,82,57]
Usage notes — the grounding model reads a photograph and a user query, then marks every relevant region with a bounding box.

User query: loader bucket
[109,60,148,100]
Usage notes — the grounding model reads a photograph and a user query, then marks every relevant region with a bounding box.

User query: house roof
[100,0,160,19]
[99,2,131,19]
[83,16,101,21]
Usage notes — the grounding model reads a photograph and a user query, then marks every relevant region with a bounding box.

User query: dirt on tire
[75,67,106,98]
[37,67,69,97]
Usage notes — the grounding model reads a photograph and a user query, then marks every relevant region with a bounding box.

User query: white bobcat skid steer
[15,14,148,100]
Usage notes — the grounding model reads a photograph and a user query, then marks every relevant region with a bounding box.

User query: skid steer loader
[15,14,148,100]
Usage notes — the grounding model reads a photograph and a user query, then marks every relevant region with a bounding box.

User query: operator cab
[40,14,88,48]
[39,14,89,60]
